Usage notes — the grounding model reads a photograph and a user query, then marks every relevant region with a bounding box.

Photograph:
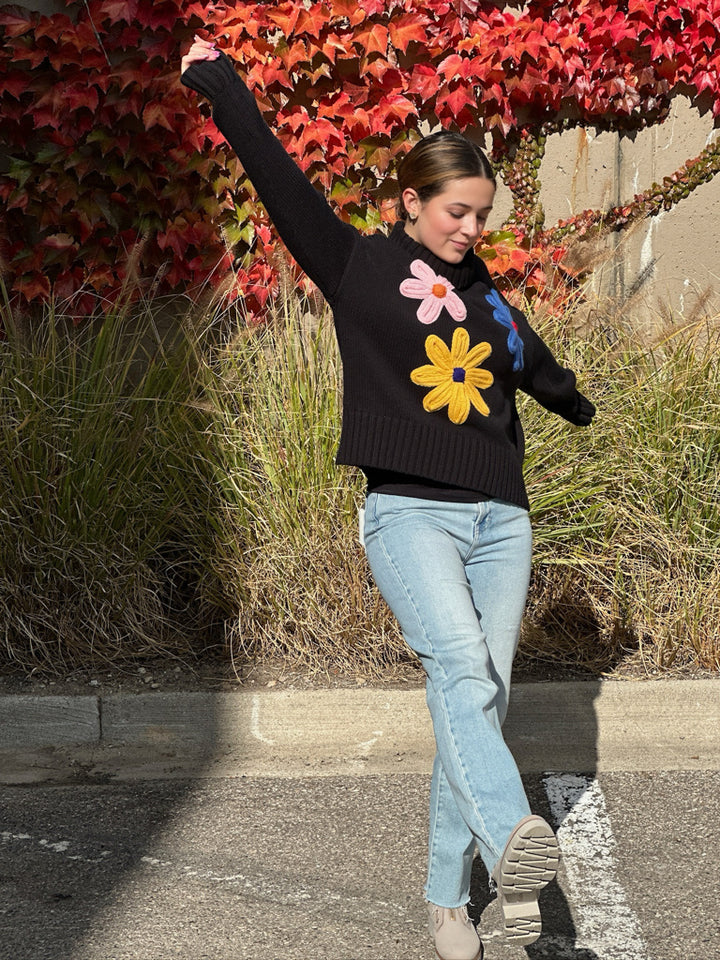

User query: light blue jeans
[363,493,533,908]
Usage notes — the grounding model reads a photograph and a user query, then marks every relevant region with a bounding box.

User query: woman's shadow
[468,675,604,959]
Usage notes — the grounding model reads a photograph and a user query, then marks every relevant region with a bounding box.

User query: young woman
[181,35,595,960]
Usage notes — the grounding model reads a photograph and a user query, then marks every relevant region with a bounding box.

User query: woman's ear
[401,187,420,222]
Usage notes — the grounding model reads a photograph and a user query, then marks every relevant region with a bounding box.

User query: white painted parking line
[0,829,112,863]
[544,774,650,960]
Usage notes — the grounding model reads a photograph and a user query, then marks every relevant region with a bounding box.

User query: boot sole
[494,815,559,946]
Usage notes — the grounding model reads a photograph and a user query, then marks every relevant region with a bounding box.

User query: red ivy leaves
[1,0,719,318]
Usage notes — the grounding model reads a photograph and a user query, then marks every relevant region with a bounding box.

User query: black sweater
[182,53,584,511]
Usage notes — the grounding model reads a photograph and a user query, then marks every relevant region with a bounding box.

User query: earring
[409,214,417,224]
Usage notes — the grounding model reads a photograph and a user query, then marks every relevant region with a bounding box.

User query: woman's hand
[181,34,220,75]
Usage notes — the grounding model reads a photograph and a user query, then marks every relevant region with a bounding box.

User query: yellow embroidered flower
[411,327,493,424]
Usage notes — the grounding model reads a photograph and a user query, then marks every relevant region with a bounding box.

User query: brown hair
[395,130,496,220]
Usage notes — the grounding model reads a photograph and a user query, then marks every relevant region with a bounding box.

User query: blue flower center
[452,367,466,383]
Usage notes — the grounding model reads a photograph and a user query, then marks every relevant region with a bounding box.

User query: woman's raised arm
[181,39,358,303]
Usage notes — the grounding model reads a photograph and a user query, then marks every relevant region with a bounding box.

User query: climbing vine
[0,0,718,319]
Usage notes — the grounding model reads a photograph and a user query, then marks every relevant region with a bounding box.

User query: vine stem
[82,0,112,68]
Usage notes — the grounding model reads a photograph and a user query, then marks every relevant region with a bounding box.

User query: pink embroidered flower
[399,259,467,325]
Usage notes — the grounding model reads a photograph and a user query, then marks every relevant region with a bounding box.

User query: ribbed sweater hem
[336,409,529,511]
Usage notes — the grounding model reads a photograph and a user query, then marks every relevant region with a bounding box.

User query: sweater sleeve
[515,307,583,422]
[181,53,357,302]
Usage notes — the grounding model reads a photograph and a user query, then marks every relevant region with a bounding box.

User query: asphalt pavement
[0,678,718,960]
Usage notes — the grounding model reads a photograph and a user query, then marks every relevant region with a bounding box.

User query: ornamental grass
[520,316,720,674]
[0,284,224,674]
[0,280,718,678]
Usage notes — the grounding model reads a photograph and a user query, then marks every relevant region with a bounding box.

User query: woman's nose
[460,216,479,239]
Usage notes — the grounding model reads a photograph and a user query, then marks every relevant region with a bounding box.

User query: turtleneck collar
[389,220,480,291]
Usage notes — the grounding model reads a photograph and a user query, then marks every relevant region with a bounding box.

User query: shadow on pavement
[0,696,221,960]
[0,674,611,958]
[469,679,604,959]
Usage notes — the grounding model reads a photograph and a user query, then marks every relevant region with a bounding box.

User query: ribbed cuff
[180,51,239,102]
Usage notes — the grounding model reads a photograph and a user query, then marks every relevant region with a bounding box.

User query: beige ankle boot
[427,903,483,960]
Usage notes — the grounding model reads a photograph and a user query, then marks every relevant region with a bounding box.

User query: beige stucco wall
[539,97,720,325]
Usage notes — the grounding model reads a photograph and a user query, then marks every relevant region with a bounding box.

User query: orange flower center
[431,283,447,299]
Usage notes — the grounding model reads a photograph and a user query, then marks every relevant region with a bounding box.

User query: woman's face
[402,177,496,264]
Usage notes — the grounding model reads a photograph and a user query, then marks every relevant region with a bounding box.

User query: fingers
[192,33,218,52]
[181,34,220,74]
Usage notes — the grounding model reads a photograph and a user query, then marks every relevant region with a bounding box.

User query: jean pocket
[365,492,426,535]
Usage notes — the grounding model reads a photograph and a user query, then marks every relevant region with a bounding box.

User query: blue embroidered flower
[486,289,524,372]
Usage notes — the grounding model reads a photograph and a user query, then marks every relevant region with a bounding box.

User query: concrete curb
[0,679,717,784]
